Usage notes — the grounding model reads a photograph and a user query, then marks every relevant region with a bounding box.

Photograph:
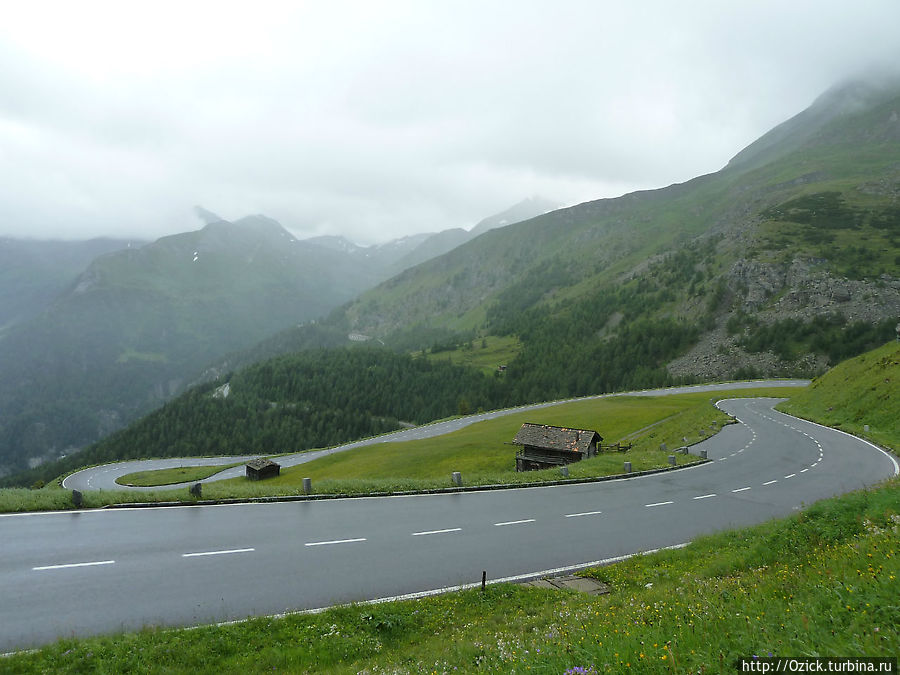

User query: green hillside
[0,347,507,487]
[779,340,900,450]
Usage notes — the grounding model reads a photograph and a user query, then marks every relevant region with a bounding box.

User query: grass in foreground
[4,478,897,673]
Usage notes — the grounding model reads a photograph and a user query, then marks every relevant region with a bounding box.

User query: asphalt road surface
[2,396,896,653]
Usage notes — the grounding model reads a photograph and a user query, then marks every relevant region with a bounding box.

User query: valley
[3,7,900,671]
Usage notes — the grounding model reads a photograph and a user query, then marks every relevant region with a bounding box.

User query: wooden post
[482,570,486,593]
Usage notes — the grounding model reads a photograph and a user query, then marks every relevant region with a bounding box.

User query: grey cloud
[1,1,899,243]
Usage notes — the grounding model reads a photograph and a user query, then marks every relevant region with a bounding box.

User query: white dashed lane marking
[33,560,115,571]
[645,501,674,508]
[494,519,536,527]
[693,494,716,500]
[411,528,462,536]
[182,548,255,558]
[305,538,367,547]
[565,511,603,518]
[732,487,751,493]
[762,480,778,486]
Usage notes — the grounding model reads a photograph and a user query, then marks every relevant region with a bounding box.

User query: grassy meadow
[421,335,522,375]
[219,389,758,494]
[115,463,244,487]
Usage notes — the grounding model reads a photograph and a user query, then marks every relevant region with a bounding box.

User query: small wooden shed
[246,458,281,480]
[513,423,602,472]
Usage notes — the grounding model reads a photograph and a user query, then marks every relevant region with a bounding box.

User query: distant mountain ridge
[300,196,560,277]
[0,198,559,474]
[0,237,141,332]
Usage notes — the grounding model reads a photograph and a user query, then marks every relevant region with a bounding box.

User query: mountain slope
[388,197,561,274]
[0,237,140,331]
[0,198,563,475]
[338,78,900,368]
[0,217,380,474]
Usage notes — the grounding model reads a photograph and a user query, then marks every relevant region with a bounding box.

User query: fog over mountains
[0,198,557,475]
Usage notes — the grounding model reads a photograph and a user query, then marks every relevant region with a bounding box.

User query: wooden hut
[513,423,602,472]
[246,458,281,480]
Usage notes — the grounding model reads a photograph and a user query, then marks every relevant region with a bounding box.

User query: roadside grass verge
[115,463,244,487]
[4,477,897,673]
[0,485,205,512]
[777,341,900,451]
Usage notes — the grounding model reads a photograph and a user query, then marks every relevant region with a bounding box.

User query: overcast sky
[2,1,899,245]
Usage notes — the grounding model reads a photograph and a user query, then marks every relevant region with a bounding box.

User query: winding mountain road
[63,380,811,492]
[2,393,897,653]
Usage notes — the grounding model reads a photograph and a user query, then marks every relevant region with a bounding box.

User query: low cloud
[1,1,899,244]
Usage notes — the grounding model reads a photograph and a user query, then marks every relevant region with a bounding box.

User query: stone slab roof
[246,458,279,471]
[512,423,602,455]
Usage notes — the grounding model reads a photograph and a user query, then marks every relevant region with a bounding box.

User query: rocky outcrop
[668,257,899,380]
[726,258,900,323]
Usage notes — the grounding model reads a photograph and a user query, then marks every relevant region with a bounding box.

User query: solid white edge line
[764,406,899,477]
[305,538,367,547]
[182,548,255,558]
[564,510,603,518]
[645,501,674,507]
[204,542,694,630]
[494,519,536,526]
[33,560,115,571]
[411,528,462,536]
